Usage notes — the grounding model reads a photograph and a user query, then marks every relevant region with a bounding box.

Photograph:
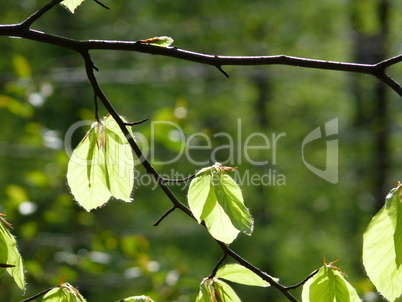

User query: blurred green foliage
[1,0,402,301]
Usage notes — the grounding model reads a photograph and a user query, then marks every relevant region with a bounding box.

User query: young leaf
[140,36,174,47]
[67,115,134,211]
[196,277,241,302]
[301,263,360,302]
[363,184,402,302]
[119,296,155,302]
[0,215,25,291]
[61,0,86,13]
[188,163,253,244]
[216,263,275,287]
[42,283,86,302]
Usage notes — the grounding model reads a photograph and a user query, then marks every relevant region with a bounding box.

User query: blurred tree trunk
[252,71,272,224]
[351,0,390,211]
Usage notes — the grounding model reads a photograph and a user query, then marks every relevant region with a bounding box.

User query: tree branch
[81,50,299,301]
[19,0,64,29]
[81,51,194,219]
[4,3,399,301]
[1,23,402,97]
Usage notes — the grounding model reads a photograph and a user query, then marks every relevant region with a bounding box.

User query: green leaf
[42,283,86,302]
[301,264,360,302]
[0,215,25,291]
[61,0,86,13]
[140,36,174,47]
[67,115,134,211]
[363,185,402,301]
[188,163,253,244]
[120,296,155,302]
[216,263,275,287]
[215,174,253,235]
[196,278,241,302]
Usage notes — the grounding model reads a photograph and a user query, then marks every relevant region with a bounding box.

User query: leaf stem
[20,0,64,28]
[210,254,228,277]
[124,118,149,126]
[153,206,177,226]
[19,287,54,302]
[285,268,320,290]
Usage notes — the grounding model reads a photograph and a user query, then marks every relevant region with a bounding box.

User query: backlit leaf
[67,115,134,211]
[61,0,86,13]
[188,163,253,244]
[216,263,275,287]
[0,215,25,290]
[363,184,402,301]
[42,283,86,302]
[301,264,360,302]
[140,36,174,47]
[195,277,241,302]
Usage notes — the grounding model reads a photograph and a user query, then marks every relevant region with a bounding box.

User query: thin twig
[19,287,54,302]
[375,73,402,96]
[216,241,298,302]
[124,118,149,126]
[377,53,402,69]
[210,254,228,277]
[153,206,176,226]
[94,94,100,122]
[285,268,320,290]
[92,0,110,10]
[20,0,64,28]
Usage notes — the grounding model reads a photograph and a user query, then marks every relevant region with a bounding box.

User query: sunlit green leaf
[67,115,134,211]
[196,278,214,302]
[42,283,86,302]
[216,263,274,287]
[215,174,253,235]
[196,277,241,302]
[119,296,155,302]
[140,36,174,47]
[188,163,253,244]
[301,264,360,302]
[0,215,25,291]
[61,0,86,13]
[188,170,211,223]
[363,185,402,302]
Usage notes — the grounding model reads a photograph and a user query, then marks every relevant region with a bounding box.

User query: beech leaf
[0,215,24,291]
[140,36,174,47]
[42,283,86,302]
[67,115,134,211]
[61,0,86,13]
[216,263,275,287]
[188,163,253,244]
[302,263,360,302]
[196,277,241,302]
[362,184,402,301]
